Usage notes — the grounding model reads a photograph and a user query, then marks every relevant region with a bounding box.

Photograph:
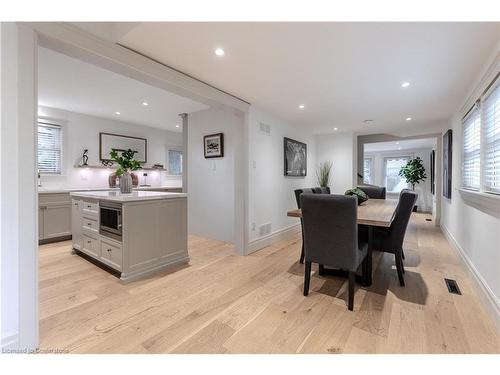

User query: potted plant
[110,149,143,193]
[316,161,332,188]
[398,157,427,211]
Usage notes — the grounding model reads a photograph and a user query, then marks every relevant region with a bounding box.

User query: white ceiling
[37,46,208,132]
[364,137,436,153]
[115,22,499,135]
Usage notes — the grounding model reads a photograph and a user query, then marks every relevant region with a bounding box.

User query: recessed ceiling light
[398,147,402,150]
[215,48,225,56]
[406,117,412,121]
[396,141,400,145]
[175,125,180,128]
[142,101,149,106]
[333,127,338,131]
[401,82,410,88]
[115,111,121,115]
[299,104,305,109]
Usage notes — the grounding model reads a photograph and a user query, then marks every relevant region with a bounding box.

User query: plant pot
[119,172,133,194]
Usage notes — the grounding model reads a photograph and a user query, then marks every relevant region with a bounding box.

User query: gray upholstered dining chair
[357,184,386,199]
[301,194,368,311]
[294,188,315,264]
[371,190,418,286]
[312,187,331,194]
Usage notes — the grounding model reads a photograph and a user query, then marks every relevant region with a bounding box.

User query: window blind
[462,107,481,190]
[483,82,500,194]
[38,122,62,174]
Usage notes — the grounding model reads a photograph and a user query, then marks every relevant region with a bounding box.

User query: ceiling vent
[259,122,271,135]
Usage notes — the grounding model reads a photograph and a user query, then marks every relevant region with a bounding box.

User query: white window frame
[165,145,183,176]
[383,155,412,194]
[461,105,481,191]
[363,157,373,184]
[459,74,500,201]
[37,120,63,175]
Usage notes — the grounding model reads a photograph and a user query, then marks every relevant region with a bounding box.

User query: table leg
[363,226,373,287]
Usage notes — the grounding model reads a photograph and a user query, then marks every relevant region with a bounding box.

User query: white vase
[120,172,133,194]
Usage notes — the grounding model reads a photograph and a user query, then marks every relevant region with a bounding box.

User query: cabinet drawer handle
[87,205,92,208]
[87,240,91,244]
[87,223,91,226]
[107,248,111,252]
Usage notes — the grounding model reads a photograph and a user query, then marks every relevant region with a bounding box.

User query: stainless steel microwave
[100,202,122,240]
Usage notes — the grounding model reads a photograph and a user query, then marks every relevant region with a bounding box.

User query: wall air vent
[259,122,271,135]
[444,278,462,295]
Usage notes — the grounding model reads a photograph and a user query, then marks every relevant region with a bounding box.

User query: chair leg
[303,261,311,296]
[402,249,405,260]
[348,271,355,311]
[299,244,305,264]
[395,253,405,287]
[318,264,324,276]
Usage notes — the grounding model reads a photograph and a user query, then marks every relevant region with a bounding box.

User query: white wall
[440,51,500,327]
[247,107,316,248]
[187,106,245,244]
[365,148,434,212]
[315,132,357,194]
[37,106,183,189]
[0,23,38,350]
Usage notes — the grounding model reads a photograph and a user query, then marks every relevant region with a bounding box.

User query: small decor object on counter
[345,187,369,205]
[141,172,151,187]
[316,161,332,188]
[109,149,143,193]
[101,160,114,167]
[81,149,89,166]
[108,172,117,187]
[152,163,164,169]
[204,133,224,158]
[284,137,307,176]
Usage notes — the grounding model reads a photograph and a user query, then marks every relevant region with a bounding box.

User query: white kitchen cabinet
[71,199,83,250]
[39,193,72,244]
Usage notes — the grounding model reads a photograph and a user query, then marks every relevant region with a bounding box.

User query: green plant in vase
[110,149,143,193]
[398,157,427,190]
[316,161,332,188]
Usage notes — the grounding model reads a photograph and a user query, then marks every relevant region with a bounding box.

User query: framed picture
[443,129,452,199]
[284,137,307,176]
[99,132,147,163]
[204,133,224,158]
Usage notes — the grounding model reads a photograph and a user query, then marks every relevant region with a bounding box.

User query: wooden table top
[287,198,398,227]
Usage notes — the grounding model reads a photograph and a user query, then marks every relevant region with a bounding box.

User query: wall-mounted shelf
[74,165,167,172]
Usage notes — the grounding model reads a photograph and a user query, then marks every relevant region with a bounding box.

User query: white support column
[0,22,38,351]
[179,113,188,193]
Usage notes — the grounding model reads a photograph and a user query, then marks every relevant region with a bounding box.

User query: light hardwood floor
[38,213,499,353]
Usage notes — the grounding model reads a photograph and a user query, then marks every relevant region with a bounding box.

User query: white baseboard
[1,331,19,351]
[247,224,301,254]
[440,223,500,331]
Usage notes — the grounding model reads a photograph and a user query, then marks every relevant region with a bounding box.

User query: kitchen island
[70,190,188,283]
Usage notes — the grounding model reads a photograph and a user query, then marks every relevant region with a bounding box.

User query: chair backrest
[301,194,361,271]
[389,190,418,250]
[357,185,386,199]
[294,188,314,209]
[312,187,331,194]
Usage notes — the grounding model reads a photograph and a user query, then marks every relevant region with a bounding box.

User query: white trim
[459,188,500,212]
[440,223,500,331]
[247,223,301,254]
[1,331,19,351]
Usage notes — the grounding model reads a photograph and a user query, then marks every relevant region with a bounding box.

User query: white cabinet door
[71,199,82,250]
[43,203,72,239]
[38,207,45,240]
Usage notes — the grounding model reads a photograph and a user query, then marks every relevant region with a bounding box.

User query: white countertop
[39,186,182,194]
[70,190,187,202]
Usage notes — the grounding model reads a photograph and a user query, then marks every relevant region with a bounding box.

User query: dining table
[286,198,399,287]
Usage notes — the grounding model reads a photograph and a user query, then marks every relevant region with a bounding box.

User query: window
[483,82,500,194]
[363,158,372,184]
[168,149,183,175]
[462,107,481,190]
[384,156,410,193]
[38,122,62,174]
